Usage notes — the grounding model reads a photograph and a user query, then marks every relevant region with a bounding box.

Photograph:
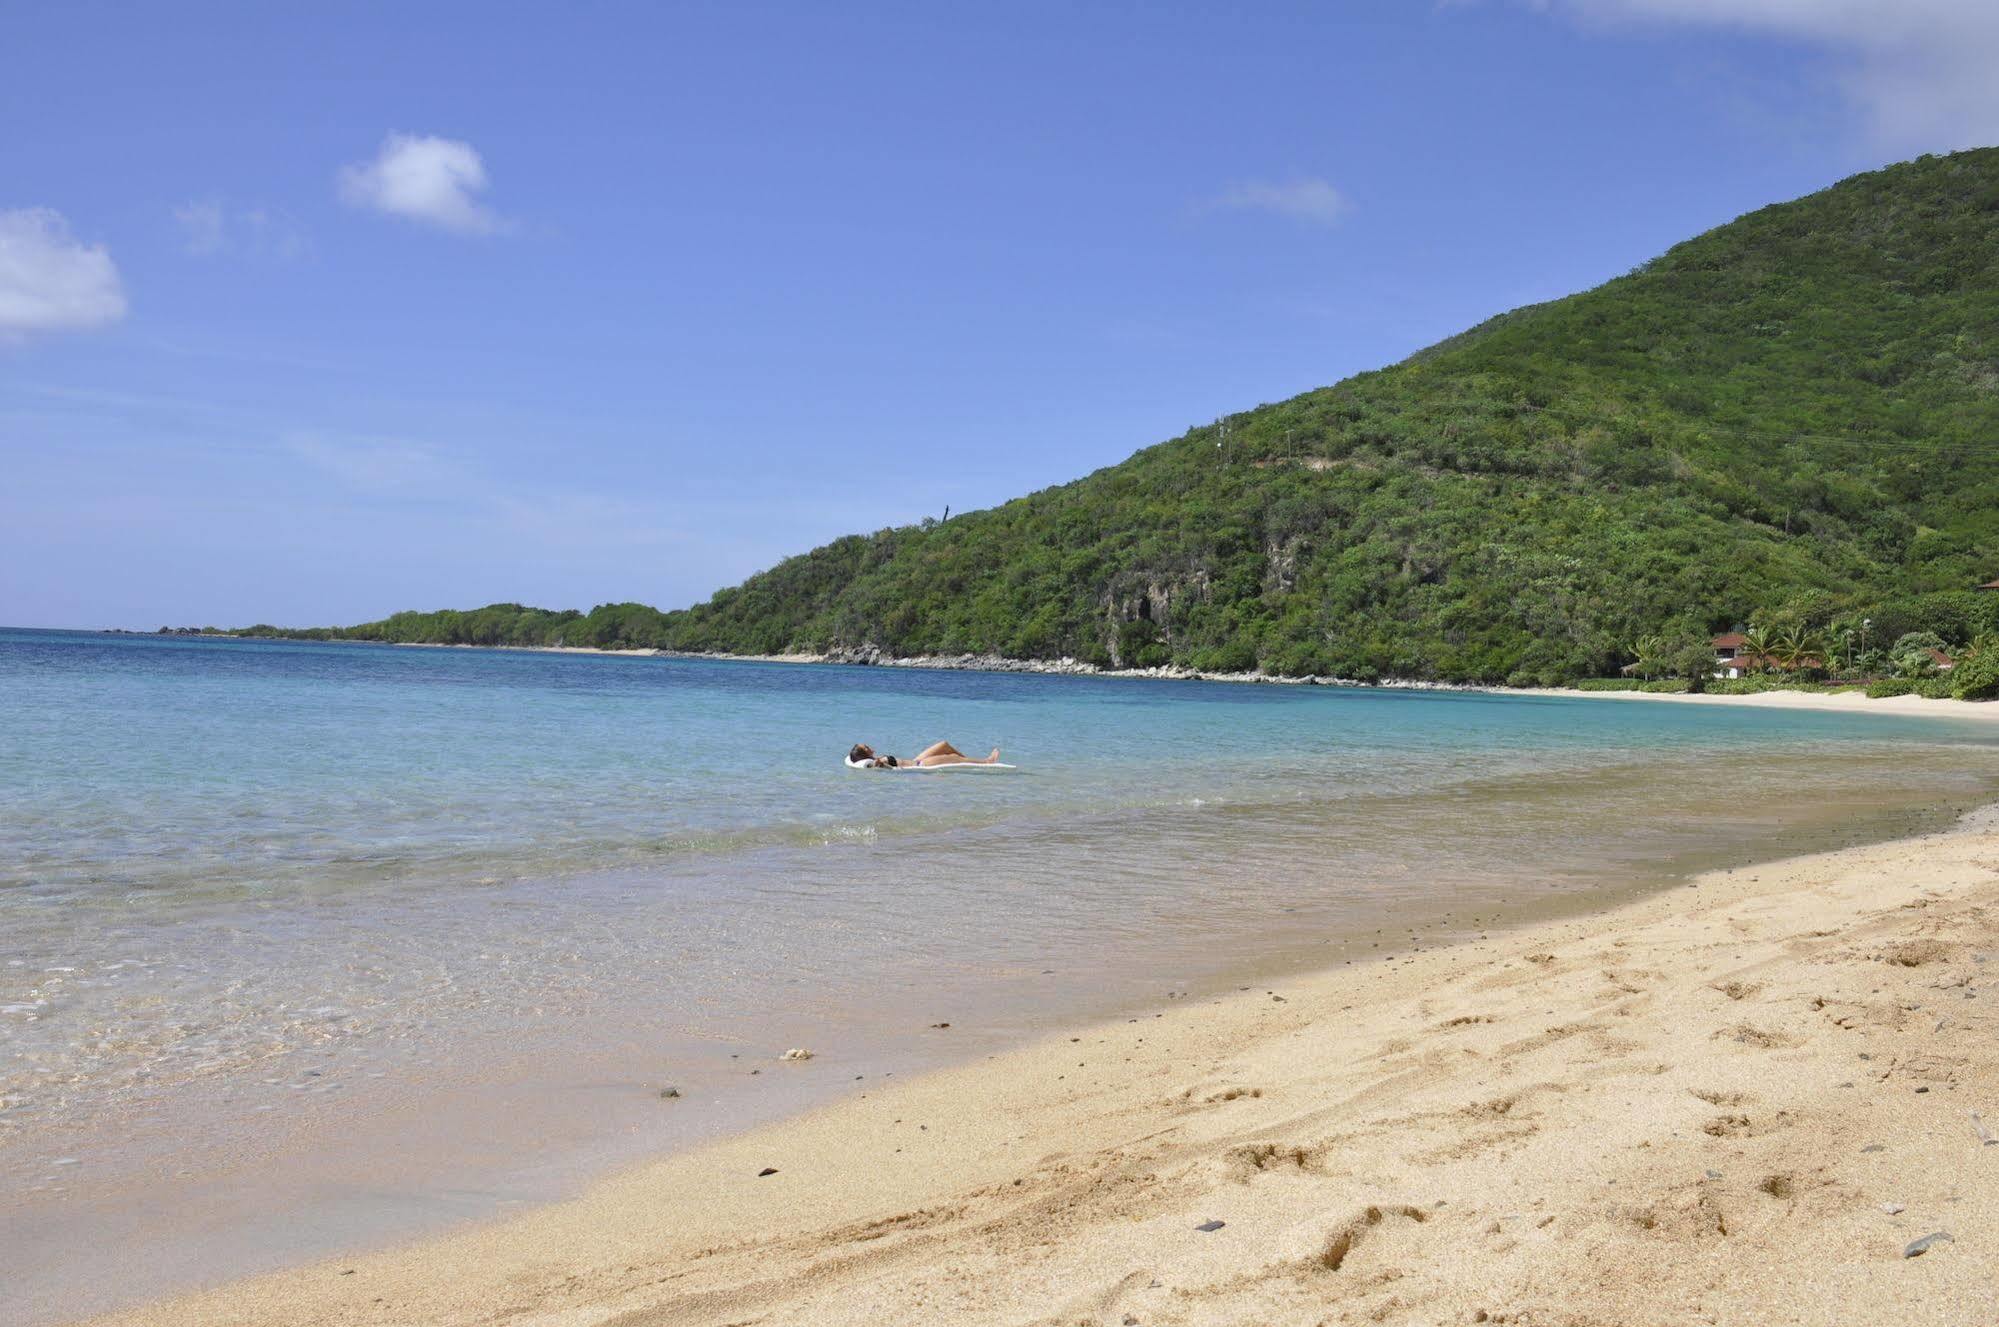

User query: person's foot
[985,748,1001,763]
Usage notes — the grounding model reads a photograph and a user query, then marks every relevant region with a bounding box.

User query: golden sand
[89,813,1999,1326]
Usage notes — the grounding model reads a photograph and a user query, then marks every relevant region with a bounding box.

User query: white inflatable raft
[845,756,1017,772]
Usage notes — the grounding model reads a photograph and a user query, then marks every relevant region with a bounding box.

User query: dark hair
[849,743,873,763]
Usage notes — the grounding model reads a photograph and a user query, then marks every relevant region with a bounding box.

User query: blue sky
[6,1,1999,628]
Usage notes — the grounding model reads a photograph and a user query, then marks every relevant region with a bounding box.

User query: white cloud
[337,132,508,235]
[174,199,307,259]
[0,208,128,344]
[1546,0,1999,150]
[1208,177,1353,226]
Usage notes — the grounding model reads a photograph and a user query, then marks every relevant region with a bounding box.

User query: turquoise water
[13,627,1999,907]
[8,627,1999,1321]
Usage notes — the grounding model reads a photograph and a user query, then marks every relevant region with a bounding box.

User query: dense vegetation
[249,150,1999,685]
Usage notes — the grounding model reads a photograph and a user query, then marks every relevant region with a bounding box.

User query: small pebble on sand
[1904,1231,1952,1258]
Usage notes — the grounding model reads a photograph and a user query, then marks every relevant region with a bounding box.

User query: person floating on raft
[848,741,1002,769]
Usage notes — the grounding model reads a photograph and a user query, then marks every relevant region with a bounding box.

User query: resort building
[1711,632,1757,679]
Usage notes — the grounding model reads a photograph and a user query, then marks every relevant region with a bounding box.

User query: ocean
[6,626,1999,1322]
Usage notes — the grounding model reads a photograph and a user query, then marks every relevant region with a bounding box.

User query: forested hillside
[250,150,1999,684]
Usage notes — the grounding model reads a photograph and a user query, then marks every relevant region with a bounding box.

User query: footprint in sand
[1223,1141,1323,1181]
[1311,1204,1432,1274]
[1713,1022,1800,1050]
[1170,1084,1265,1110]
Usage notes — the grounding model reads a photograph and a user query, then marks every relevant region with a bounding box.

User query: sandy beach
[79,802,1999,1327]
[1517,685,1999,724]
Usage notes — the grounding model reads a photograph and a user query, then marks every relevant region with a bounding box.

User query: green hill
[257,149,1999,684]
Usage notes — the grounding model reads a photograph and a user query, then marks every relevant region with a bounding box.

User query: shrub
[1193,639,1259,674]
[1865,678,1916,698]
[1949,641,1999,701]
[1116,619,1161,667]
[1916,675,1956,699]
[1270,644,1332,678]
[1890,631,1947,678]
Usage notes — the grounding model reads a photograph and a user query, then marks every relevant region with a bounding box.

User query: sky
[7,1,1999,629]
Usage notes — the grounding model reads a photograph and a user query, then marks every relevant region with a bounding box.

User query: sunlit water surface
[6,628,1999,1323]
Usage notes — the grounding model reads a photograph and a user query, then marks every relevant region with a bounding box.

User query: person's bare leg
[915,747,1001,767]
[911,741,961,761]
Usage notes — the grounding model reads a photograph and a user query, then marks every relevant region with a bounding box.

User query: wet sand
[82,807,1999,1326]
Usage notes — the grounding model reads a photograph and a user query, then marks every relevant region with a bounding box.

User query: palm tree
[1826,622,1858,676]
[1799,629,1829,677]
[1770,626,1824,676]
[1739,626,1776,674]
[1630,634,1669,680]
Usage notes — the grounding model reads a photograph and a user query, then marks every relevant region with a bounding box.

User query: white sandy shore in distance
[1508,684,1999,722]
[89,808,1999,1326]
[366,638,1999,720]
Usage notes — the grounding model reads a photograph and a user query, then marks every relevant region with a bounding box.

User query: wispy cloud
[337,132,509,235]
[0,208,128,344]
[173,199,308,259]
[285,432,458,496]
[1541,0,1999,151]
[173,200,226,255]
[1206,177,1353,226]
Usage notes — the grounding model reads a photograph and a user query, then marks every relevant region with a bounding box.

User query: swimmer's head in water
[849,743,874,764]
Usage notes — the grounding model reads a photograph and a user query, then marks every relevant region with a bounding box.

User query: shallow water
[6,629,1999,1322]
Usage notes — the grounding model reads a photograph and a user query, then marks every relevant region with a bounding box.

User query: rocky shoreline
[681,642,1469,691]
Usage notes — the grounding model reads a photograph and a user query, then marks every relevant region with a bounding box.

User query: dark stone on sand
[758,1167,778,1177]
[1195,1219,1225,1232]
[659,1086,680,1099]
[1904,1231,1952,1258]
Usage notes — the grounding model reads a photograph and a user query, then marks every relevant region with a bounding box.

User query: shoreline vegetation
[91,806,1999,1326]
[128,629,1999,717]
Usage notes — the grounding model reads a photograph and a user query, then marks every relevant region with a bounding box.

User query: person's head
[849,743,874,764]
